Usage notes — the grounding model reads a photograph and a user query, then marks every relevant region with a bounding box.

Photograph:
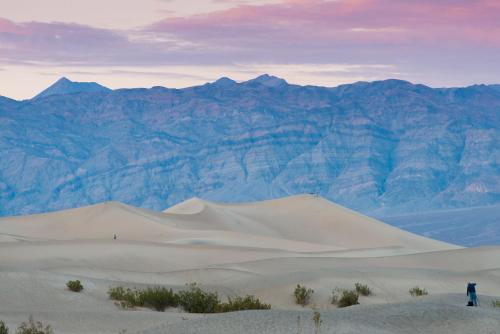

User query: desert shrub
[109,284,271,314]
[217,295,271,312]
[337,289,359,308]
[137,287,178,311]
[492,300,500,308]
[108,286,139,308]
[177,283,220,313]
[294,284,314,306]
[15,316,53,334]
[354,283,372,296]
[0,321,8,334]
[108,286,178,311]
[66,280,83,292]
[409,286,428,297]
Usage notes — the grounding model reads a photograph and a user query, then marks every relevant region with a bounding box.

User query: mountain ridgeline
[0,75,499,217]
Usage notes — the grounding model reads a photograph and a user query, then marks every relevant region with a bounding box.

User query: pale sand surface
[0,195,499,333]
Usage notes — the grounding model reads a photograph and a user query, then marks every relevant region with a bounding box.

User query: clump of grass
[331,287,342,304]
[491,300,500,308]
[217,295,271,313]
[337,289,359,308]
[294,284,314,307]
[409,286,428,297]
[0,321,8,334]
[312,311,322,334]
[177,283,220,313]
[15,316,53,334]
[354,283,372,296]
[66,280,83,292]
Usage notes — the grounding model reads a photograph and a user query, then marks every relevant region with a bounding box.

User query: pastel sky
[1,0,499,99]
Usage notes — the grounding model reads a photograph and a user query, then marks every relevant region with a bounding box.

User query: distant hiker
[113,234,117,240]
[466,282,478,306]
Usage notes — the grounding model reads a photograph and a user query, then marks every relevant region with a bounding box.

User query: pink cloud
[150,0,500,48]
[0,0,499,89]
[0,18,132,64]
[0,17,239,66]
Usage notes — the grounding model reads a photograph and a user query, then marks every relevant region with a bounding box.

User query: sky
[0,0,499,99]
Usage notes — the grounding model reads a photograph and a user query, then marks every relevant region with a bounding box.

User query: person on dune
[466,282,478,306]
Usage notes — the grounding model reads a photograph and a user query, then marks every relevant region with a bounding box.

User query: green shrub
[66,280,83,292]
[15,316,53,334]
[137,287,178,311]
[108,286,178,311]
[337,289,359,308]
[177,283,220,313]
[217,295,271,312]
[409,286,428,297]
[108,287,139,308]
[0,321,8,334]
[354,283,372,296]
[294,284,314,306]
[492,300,500,308]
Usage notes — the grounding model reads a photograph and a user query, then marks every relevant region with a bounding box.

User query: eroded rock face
[0,77,499,216]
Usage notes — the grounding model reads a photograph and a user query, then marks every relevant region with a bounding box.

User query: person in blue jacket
[467,282,478,306]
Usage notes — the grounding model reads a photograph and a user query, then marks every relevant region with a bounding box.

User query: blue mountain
[34,77,111,99]
[0,76,499,217]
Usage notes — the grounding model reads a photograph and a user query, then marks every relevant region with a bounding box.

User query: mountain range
[0,75,499,217]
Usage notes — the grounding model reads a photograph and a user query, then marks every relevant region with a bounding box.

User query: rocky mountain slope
[0,75,499,217]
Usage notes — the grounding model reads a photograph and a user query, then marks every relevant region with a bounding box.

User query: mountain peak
[245,74,288,88]
[212,77,237,87]
[56,77,71,83]
[34,77,111,99]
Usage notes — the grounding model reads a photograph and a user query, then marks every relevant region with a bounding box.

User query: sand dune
[0,194,458,254]
[0,195,498,334]
[164,195,459,252]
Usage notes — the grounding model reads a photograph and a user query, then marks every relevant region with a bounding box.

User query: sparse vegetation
[312,311,322,334]
[217,295,271,313]
[108,283,271,313]
[66,280,83,292]
[354,283,372,296]
[409,286,428,297]
[0,321,8,334]
[337,289,359,308]
[15,316,53,334]
[177,283,220,313]
[294,284,314,306]
[492,300,500,308]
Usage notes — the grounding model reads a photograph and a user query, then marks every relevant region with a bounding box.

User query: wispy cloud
[2,0,499,67]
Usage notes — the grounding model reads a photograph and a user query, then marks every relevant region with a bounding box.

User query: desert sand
[0,194,499,333]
